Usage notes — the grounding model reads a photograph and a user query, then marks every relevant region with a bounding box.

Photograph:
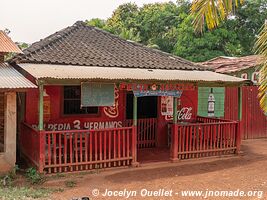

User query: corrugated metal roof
[0,31,23,54]
[0,63,36,89]
[200,55,262,73]
[19,63,248,84]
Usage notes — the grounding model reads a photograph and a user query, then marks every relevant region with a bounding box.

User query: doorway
[126,93,158,149]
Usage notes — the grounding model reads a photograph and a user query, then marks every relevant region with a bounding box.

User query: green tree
[135,2,184,52]
[105,3,139,36]
[191,0,267,112]
[86,18,106,29]
[173,16,242,62]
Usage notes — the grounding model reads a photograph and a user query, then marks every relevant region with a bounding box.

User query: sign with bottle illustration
[161,96,173,115]
[207,88,215,117]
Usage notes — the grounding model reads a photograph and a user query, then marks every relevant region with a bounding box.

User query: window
[252,72,259,84]
[241,73,248,79]
[63,86,98,115]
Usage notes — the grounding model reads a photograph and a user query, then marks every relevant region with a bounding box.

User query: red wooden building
[11,21,250,173]
[202,56,267,139]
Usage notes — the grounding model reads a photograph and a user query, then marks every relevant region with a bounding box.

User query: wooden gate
[225,86,267,139]
[125,118,157,149]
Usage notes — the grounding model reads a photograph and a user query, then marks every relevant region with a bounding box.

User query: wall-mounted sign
[32,119,123,131]
[134,90,183,97]
[81,82,115,107]
[119,83,196,91]
[43,89,51,122]
[161,96,173,115]
[207,88,215,117]
[164,103,193,121]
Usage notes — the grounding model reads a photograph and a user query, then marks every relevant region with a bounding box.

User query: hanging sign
[43,89,51,122]
[81,82,115,107]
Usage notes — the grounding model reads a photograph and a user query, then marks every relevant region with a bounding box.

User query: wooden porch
[20,116,241,174]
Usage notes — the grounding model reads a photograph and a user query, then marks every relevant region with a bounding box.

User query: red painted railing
[125,118,157,149]
[21,124,135,173]
[171,117,240,160]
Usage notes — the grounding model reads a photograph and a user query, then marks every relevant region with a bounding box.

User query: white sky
[0,0,174,43]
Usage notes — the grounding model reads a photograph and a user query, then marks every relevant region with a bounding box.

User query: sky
[0,0,174,43]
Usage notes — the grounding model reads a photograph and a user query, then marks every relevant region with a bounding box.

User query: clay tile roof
[12,21,209,71]
[200,55,262,73]
[0,31,22,54]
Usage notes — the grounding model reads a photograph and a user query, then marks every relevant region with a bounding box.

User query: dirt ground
[46,139,267,200]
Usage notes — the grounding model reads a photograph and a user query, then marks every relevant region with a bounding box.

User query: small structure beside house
[0,30,36,173]
[201,55,262,84]
[201,55,267,139]
[11,21,250,173]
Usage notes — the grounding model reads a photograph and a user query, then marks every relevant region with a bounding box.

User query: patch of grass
[79,171,97,176]
[54,173,66,178]
[0,187,52,200]
[65,180,77,188]
[25,168,45,185]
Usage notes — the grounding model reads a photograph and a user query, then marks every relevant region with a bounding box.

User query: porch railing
[125,118,157,149]
[21,123,135,173]
[170,116,241,160]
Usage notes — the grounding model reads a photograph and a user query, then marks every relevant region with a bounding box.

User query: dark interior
[126,92,158,119]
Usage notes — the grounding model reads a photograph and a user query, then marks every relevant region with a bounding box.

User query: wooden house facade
[201,56,267,139]
[11,22,249,173]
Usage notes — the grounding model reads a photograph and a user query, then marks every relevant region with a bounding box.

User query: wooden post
[38,81,44,131]
[3,92,17,168]
[171,97,178,162]
[38,131,45,173]
[132,95,139,166]
[133,96,137,126]
[236,87,242,153]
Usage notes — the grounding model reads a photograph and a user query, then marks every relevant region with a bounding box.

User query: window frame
[60,86,100,118]
[251,72,259,84]
[241,73,248,79]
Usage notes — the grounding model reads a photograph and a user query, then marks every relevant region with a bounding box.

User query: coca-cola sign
[177,107,192,120]
[164,107,193,121]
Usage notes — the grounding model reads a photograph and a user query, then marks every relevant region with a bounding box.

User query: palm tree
[191,0,267,113]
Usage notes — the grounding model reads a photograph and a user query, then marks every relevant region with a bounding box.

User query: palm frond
[191,0,244,33]
[254,24,267,113]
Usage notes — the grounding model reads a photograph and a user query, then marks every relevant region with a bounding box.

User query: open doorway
[126,93,158,149]
[126,93,170,163]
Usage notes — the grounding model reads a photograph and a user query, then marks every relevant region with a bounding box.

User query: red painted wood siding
[225,86,267,139]
[24,86,199,147]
